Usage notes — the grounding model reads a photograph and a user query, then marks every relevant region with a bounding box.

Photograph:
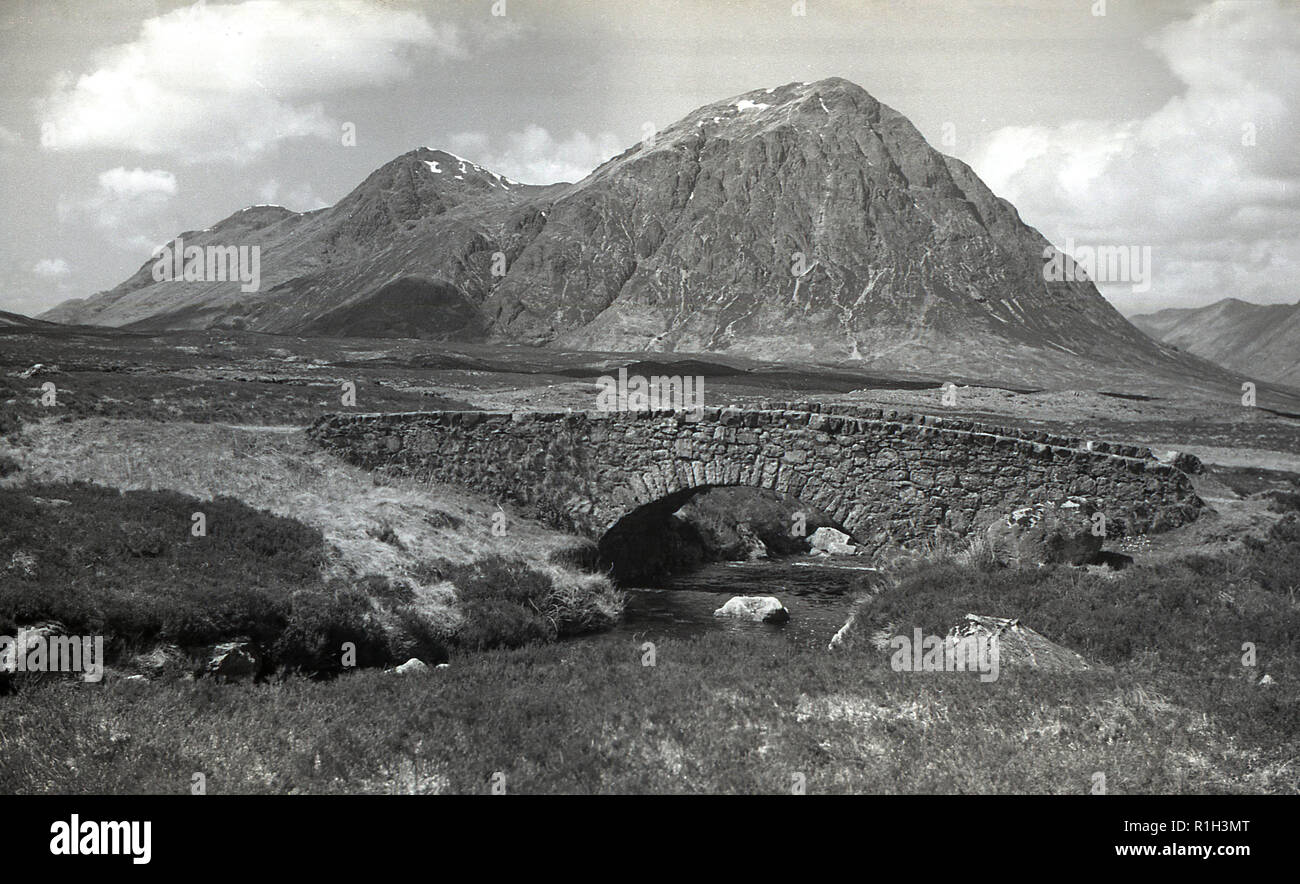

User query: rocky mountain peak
[41,77,1200,386]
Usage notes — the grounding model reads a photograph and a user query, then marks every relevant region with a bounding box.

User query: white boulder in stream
[713,596,790,623]
[809,526,857,556]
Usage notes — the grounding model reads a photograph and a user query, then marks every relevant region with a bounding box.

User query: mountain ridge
[1130,298,1300,388]
[39,77,1239,389]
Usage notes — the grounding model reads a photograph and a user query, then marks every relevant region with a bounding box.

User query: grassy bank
[2,630,1292,795]
[0,417,623,675]
[2,513,1296,794]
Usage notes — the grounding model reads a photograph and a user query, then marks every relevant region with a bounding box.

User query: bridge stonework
[307,403,1203,545]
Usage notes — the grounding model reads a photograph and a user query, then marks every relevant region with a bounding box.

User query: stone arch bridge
[307,402,1202,550]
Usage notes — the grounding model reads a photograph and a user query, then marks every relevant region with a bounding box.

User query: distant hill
[0,309,57,329]
[1130,298,1300,388]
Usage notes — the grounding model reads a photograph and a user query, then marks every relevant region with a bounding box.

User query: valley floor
[1,327,1298,794]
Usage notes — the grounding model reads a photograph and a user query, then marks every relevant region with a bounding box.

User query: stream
[577,556,878,648]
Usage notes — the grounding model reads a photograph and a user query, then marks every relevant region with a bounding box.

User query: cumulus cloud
[32,258,71,278]
[59,166,179,252]
[98,167,177,197]
[257,178,331,211]
[967,0,1299,314]
[37,0,462,163]
[448,125,626,184]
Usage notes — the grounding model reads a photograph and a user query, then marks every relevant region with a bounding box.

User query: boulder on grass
[0,621,69,692]
[202,640,263,682]
[946,614,1097,672]
[129,643,189,679]
[827,612,857,650]
[394,657,429,675]
[986,498,1103,566]
[713,596,790,623]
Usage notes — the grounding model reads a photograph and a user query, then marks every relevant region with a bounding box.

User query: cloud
[448,125,626,184]
[37,0,463,163]
[257,178,331,211]
[967,0,1299,313]
[59,166,179,252]
[98,167,176,197]
[0,124,21,147]
[32,258,71,278]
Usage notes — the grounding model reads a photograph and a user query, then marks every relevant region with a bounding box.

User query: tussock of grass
[443,556,622,650]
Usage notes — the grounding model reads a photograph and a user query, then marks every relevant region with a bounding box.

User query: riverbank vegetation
[0,419,623,678]
[3,508,1296,794]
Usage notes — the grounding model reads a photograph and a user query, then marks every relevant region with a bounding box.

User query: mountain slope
[41,78,1224,388]
[1130,298,1300,388]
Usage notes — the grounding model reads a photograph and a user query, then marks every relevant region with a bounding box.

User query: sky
[0,0,1295,318]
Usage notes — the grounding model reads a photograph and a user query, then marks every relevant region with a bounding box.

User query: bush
[389,604,451,664]
[272,587,389,673]
[446,556,558,650]
[353,574,416,604]
[547,540,601,572]
[444,556,624,649]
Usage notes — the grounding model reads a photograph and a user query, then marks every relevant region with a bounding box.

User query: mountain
[41,78,1221,387]
[40,151,556,340]
[1130,298,1300,388]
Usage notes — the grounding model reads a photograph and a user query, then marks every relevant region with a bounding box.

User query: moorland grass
[0,629,1291,795]
[2,519,1296,794]
[0,480,621,672]
[0,481,396,668]
[2,418,606,590]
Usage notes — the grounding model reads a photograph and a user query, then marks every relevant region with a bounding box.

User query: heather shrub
[272,586,390,673]
[446,556,558,650]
